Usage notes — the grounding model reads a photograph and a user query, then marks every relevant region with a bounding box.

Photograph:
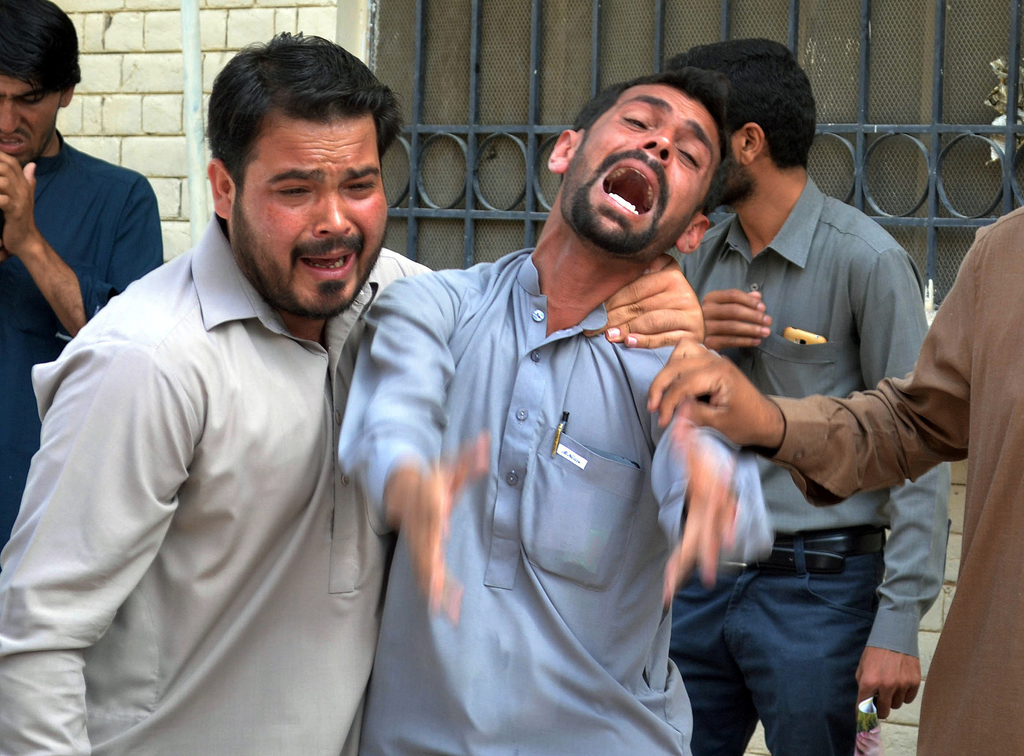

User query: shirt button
[334,410,343,425]
[516,409,528,421]
[341,474,350,485]
[530,350,541,363]
[749,283,760,292]
[506,470,519,486]
[532,309,545,322]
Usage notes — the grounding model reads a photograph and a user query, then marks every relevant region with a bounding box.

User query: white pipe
[181,0,207,243]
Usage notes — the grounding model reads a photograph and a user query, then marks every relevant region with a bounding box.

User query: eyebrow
[268,166,380,184]
[622,95,716,157]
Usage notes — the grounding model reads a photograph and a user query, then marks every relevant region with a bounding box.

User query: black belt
[754,527,886,574]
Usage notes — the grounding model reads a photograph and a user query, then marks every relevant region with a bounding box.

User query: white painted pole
[181,0,207,243]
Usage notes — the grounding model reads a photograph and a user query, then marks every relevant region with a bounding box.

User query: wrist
[9,227,46,263]
[759,398,786,451]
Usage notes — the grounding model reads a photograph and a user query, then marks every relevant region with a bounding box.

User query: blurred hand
[591,254,705,348]
[663,418,737,601]
[701,288,772,351]
[383,435,489,621]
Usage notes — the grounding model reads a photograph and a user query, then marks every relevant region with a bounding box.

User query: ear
[208,158,237,222]
[547,129,583,176]
[731,122,766,166]
[674,212,710,255]
[58,86,75,108]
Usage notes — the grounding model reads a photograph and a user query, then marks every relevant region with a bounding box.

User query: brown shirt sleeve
[769,232,979,505]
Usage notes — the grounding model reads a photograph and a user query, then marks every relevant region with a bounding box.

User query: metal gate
[372,0,1023,303]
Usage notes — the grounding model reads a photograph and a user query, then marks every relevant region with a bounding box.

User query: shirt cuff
[865,606,921,657]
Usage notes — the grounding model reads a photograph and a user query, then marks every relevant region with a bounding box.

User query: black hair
[668,38,816,169]
[208,33,402,186]
[0,0,81,92]
[572,68,731,214]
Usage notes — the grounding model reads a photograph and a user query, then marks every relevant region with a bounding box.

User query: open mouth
[602,166,654,215]
[300,252,354,273]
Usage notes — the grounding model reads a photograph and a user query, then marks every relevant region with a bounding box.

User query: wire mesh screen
[373,0,1023,304]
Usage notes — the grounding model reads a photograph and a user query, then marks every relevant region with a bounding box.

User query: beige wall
[53,0,341,261]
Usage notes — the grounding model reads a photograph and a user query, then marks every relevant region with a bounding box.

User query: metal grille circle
[372,0,1024,302]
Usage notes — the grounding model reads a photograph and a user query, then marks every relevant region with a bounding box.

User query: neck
[732,165,807,256]
[279,311,327,345]
[532,198,652,335]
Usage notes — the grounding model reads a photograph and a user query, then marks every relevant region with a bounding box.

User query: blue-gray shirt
[340,249,770,756]
[680,178,949,656]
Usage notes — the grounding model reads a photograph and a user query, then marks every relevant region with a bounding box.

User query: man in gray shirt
[340,69,773,756]
[665,39,949,756]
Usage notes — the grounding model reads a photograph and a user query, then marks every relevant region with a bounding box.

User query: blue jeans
[670,549,885,756]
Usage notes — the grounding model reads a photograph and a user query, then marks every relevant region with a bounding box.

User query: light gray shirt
[680,178,949,656]
[0,218,424,756]
[340,249,771,756]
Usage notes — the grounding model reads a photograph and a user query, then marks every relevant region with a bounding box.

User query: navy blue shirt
[0,137,162,551]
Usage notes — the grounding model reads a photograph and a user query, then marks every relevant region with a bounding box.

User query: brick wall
[53,0,340,261]
[744,460,964,756]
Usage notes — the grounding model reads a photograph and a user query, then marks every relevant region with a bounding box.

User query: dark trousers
[670,550,885,756]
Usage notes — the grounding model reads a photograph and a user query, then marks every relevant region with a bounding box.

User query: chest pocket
[522,428,646,590]
[751,332,838,398]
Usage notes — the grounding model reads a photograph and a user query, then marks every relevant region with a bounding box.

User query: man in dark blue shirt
[0,0,163,555]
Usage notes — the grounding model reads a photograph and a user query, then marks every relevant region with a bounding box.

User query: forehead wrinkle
[620,94,673,113]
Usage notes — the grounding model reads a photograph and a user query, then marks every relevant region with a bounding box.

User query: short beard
[230,201,379,321]
[719,161,755,207]
[561,148,670,258]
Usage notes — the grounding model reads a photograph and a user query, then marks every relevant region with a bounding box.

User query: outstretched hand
[588,254,705,348]
[383,434,490,621]
[663,417,737,603]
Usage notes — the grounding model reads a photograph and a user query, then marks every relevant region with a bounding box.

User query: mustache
[291,232,364,264]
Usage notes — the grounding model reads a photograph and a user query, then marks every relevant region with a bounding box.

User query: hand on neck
[531,204,654,336]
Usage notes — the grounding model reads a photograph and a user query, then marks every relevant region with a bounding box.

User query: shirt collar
[518,249,609,332]
[723,178,824,269]
[190,215,381,339]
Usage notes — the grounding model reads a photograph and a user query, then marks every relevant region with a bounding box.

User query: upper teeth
[609,192,638,214]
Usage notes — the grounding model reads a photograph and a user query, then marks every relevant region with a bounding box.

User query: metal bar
[788,0,799,54]
[405,122,1024,135]
[388,207,997,227]
[926,0,946,286]
[853,0,871,213]
[180,0,207,244]
[464,0,482,268]
[405,0,427,262]
[654,0,666,72]
[591,0,601,98]
[523,0,542,248]
[720,0,731,41]
[1003,0,1022,215]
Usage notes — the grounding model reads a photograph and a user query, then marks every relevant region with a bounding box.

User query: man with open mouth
[340,68,772,756]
